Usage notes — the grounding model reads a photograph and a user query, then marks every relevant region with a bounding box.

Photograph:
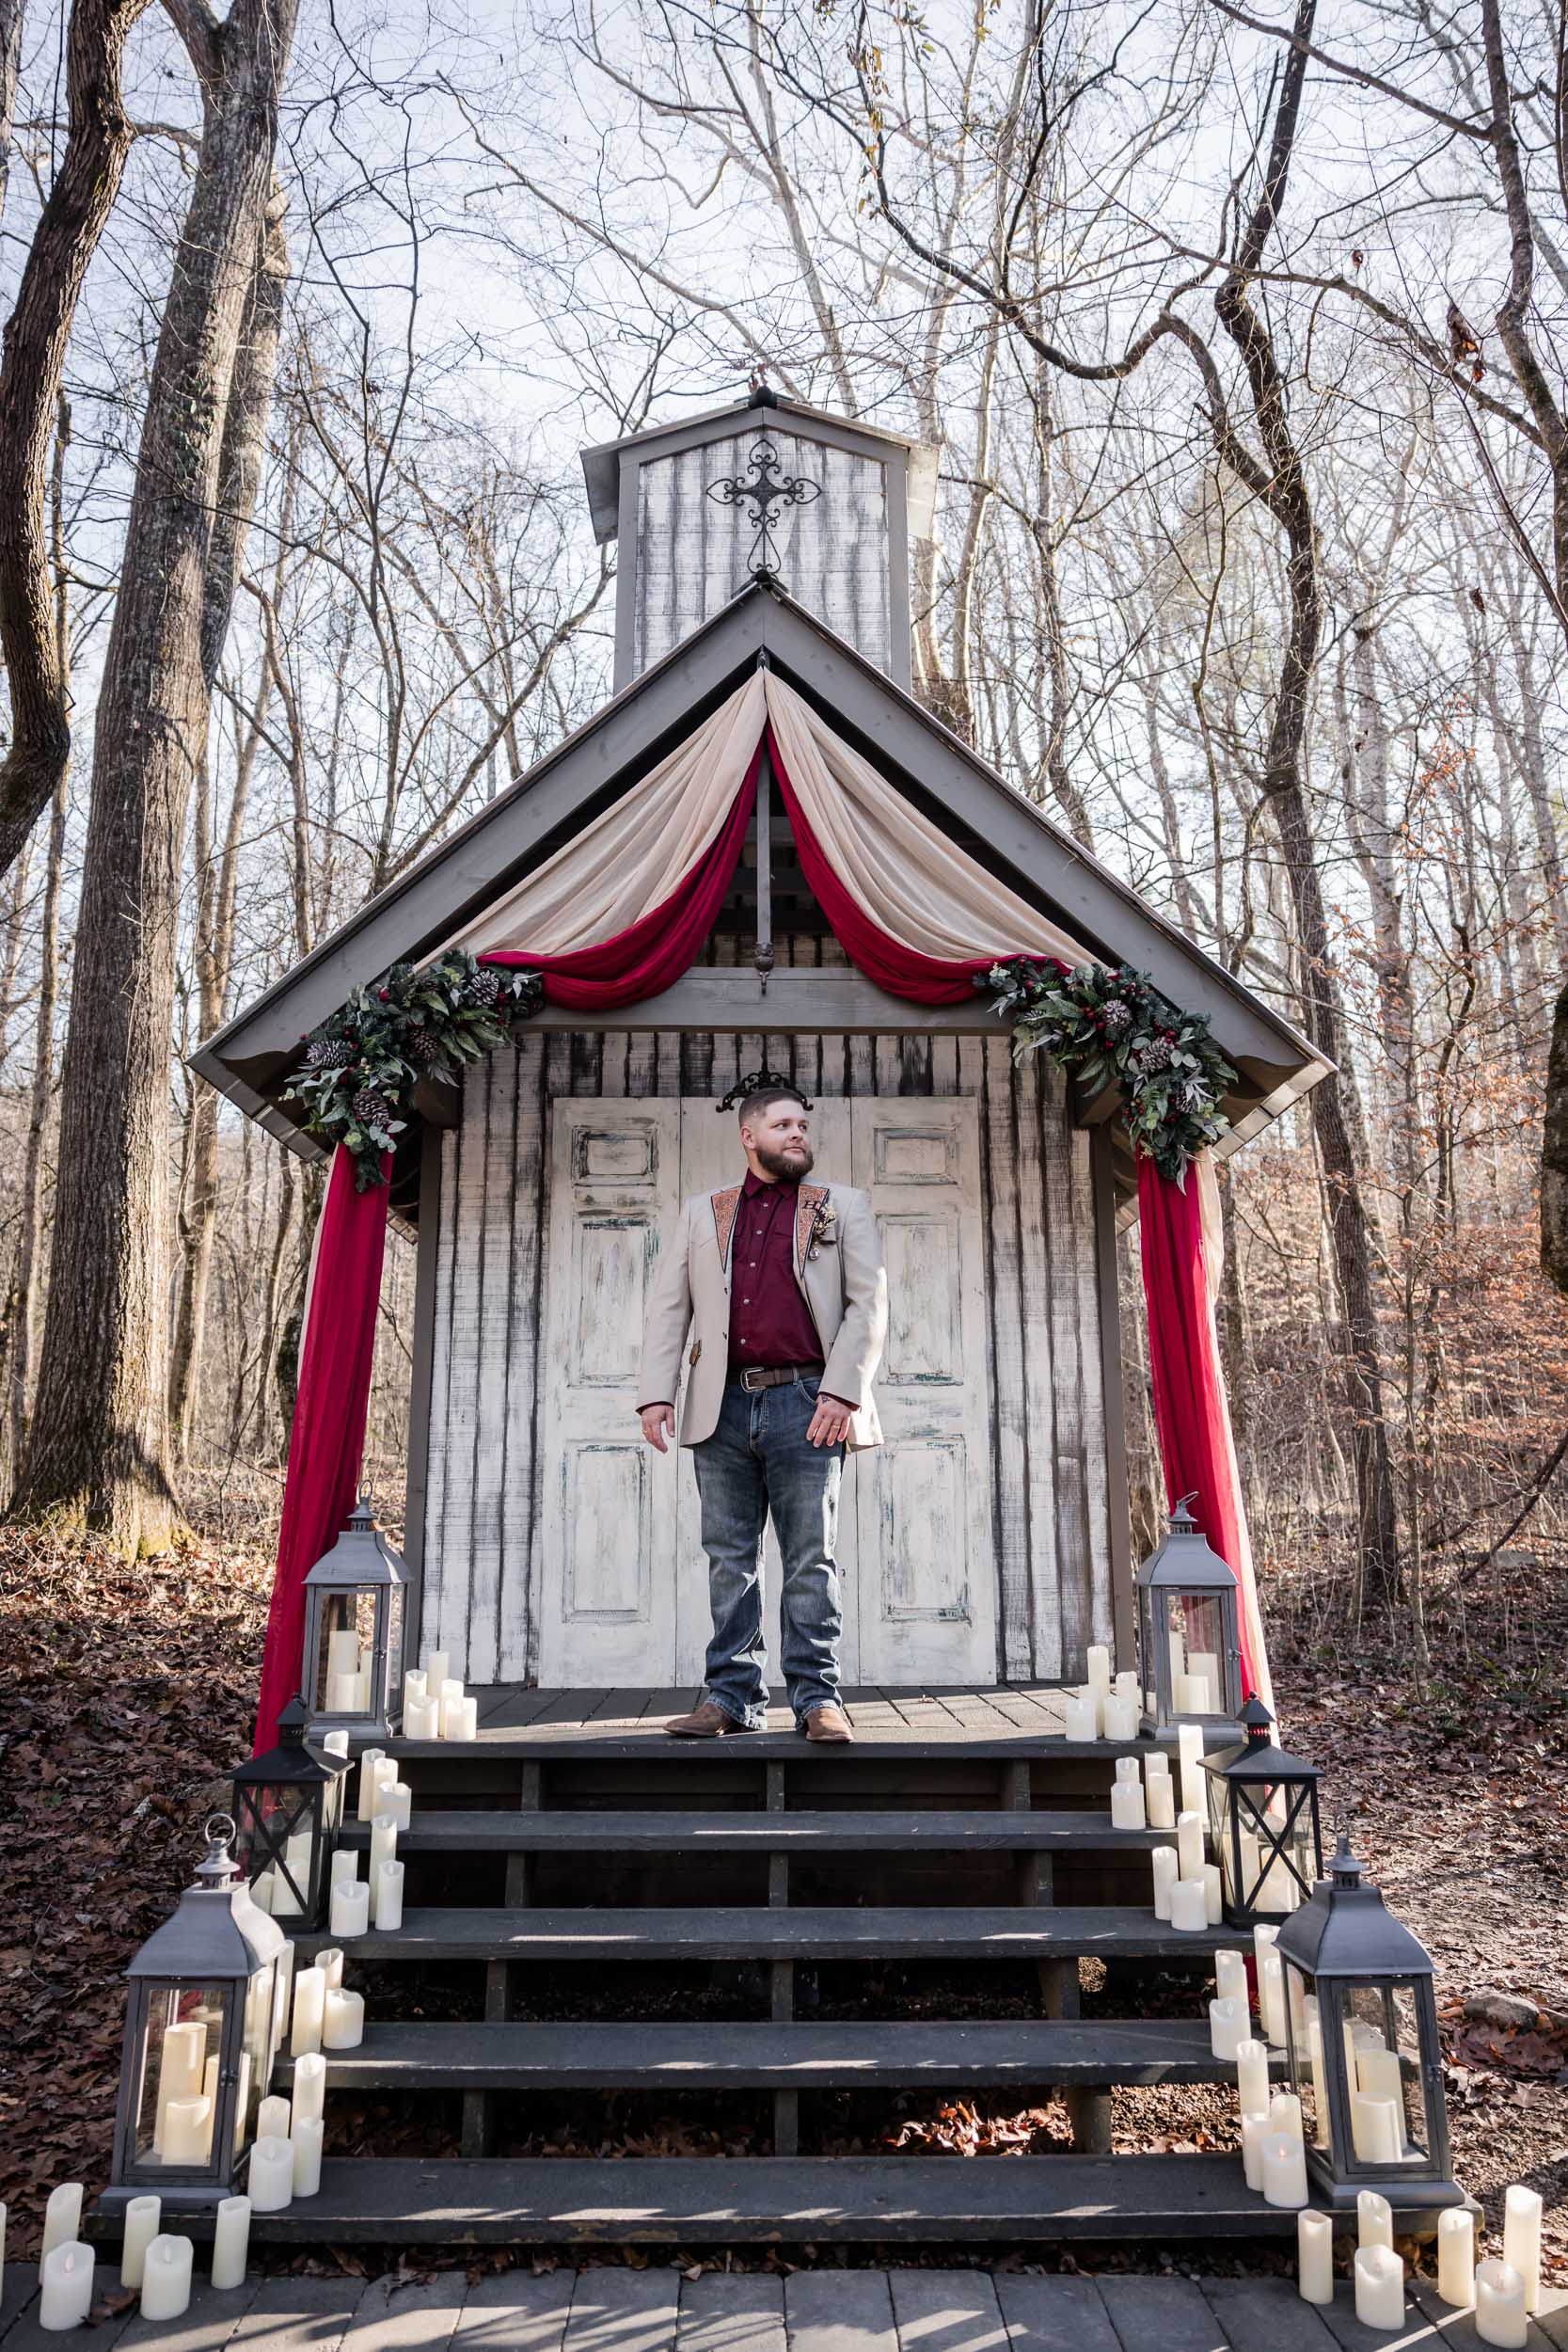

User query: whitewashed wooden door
[537,1101,681,1685]
[673,1100,854,1688]
[851,1097,996,1682]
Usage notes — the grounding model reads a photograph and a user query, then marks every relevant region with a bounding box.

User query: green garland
[977,959,1235,1182]
[287,948,1231,1191]
[288,952,544,1188]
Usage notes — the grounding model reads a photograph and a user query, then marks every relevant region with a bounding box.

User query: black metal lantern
[1135,1493,1243,1735]
[301,1490,407,1742]
[231,1695,350,1929]
[104,1817,286,2218]
[1202,1693,1323,1926]
[1275,1835,1461,2217]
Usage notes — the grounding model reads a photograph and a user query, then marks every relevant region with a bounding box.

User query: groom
[637,1086,888,1742]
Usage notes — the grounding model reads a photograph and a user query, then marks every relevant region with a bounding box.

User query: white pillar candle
[1215,1949,1247,2006]
[1169,1877,1209,1933]
[291,1965,327,2056]
[1262,2131,1308,2208]
[1188,1652,1219,1711]
[247,2135,293,2213]
[1110,1780,1146,1831]
[39,2242,94,2331]
[1144,1746,1170,1776]
[1210,1996,1245,2060]
[384,1781,413,1831]
[317,1947,344,1992]
[330,1877,370,1939]
[330,1848,359,1889]
[211,2197,250,2292]
[1476,2259,1528,2348]
[1437,2207,1475,2309]
[327,1628,361,1677]
[1356,2046,1406,2139]
[1178,1721,1205,1817]
[321,1728,351,1759]
[162,2094,212,2165]
[369,1755,400,1810]
[369,1811,399,1892]
[1174,1674,1204,1715]
[403,1666,427,1702]
[1151,1847,1179,1921]
[1203,1863,1223,1925]
[1357,2190,1393,2249]
[324,1988,366,2049]
[374,1860,404,1933]
[1503,2185,1542,2313]
[445,1694,478,1742]
[292,2050,327,2127]
[1101,1694,1137,1742]
[41,2183,84,2258]
[291,2116,324,2198]
[1350,2092,1403,2165]
[1259,1954,1287,2047]
[1354,2244,1405,2331]
[139,2235,193,2324]
[257,2094,291,2142]
[1176,1809,1205,1881]
[403,1694,440,1740]
[1240,2109,1271,2190]
[153,2022,206,2153]
[1269,2090,1304,2143]
[1115,1755,1140,1782]
[355,1751,385,1820]
[119,2196,160,2292]
[1146,1775,1177,1829]
[1252,1922,1279,1971]
[1062,1692,1097,1742]
[437,1675,465,1723]
[423,1649,450,1693]
[327,1672,360,1711]
[1085,1644,1111,1693]
[1297,2210,1334,2305]
[1235,2038,1270,2117]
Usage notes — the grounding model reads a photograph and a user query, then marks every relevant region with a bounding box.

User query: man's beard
[754,1137,815,1181]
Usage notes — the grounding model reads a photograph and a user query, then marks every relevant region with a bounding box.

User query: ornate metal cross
[706,438,821,583]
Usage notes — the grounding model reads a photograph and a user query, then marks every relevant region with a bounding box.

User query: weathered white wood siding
[417,1023,1119,1687]
[635,433,891,677]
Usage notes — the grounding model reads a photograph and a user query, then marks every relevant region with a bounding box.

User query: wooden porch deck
[5,2263,1566,2352]
[436,1684,1093,1755]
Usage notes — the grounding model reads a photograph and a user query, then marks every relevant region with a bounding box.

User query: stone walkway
[2,2265,1567,2352]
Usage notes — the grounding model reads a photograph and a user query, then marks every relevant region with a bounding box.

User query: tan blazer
[638,1181,887,1449]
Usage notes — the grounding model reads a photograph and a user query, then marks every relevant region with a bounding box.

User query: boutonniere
[807,1199,839,1260]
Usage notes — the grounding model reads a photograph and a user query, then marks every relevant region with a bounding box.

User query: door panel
[538,1102,680,1684]
[852,1097,995,1681]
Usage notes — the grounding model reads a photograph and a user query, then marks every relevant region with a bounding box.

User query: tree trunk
[1542,979,1568,1297]
[0,0,151,881]
[9,0,300,1551]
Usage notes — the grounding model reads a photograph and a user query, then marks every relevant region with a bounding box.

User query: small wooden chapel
[194,389,1325,1708]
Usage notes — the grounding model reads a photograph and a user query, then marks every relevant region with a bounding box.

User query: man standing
[637,1086,887,1743]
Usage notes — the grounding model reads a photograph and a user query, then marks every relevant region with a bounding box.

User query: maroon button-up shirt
[728,1169,822,1375]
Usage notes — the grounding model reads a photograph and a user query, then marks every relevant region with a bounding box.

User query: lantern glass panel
[1282,1963,1330,2153]
[1332,1980,1430,2169]
[1167,1593,1226,1713]
[313,1591,372,1714]
[132,1985,227,2173]
[1212,1778,1315,1915]
[233,1784,317,1921]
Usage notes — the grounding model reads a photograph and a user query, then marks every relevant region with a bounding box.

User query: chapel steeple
[579,389,938,694]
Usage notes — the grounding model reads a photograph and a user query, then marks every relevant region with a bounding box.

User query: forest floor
[1,1504,1563,2287]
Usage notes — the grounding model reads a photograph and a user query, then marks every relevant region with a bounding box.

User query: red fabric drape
[1135,1154,1264,1703]
[254,1143,391,1751]
[482,749,761,1008]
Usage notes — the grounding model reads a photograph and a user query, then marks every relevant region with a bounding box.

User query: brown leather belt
[736,1362,825,1392]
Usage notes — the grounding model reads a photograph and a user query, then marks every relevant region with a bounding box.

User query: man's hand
[639,1403,675,1454]
[807,1393,854,1448]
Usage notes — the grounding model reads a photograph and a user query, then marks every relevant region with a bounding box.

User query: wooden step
[295,1903,1244,1963]
[336,1807,1164,1852]
[277,2017,1282,2090]
[229,2153,1309,2244]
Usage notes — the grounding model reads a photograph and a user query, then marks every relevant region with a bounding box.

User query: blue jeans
[692,1373,845,1729]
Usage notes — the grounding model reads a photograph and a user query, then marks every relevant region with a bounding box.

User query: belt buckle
[740,1367,767,1392]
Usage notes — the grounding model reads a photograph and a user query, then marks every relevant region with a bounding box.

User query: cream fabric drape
[762,673,1089,970]
[447,673,767,958]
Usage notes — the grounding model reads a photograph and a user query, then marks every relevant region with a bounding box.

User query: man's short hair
[736,1085,809,1129]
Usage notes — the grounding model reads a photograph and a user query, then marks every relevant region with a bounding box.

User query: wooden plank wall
[635,434,891,677]
[419,1025,1118,1687]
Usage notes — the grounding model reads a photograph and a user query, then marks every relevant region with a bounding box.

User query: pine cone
[352,1087,393,1127]
[1179,1078,1209,1112]
[406,1026,444,1066]
[306,1037,353,1069]
[1099,1000,1132,1036]
[1132,1034,1176,1077]
[467,965,503,1009]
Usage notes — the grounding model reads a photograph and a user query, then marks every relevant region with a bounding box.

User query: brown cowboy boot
[803,1702,853,1743]
[662,1698,756,1739]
